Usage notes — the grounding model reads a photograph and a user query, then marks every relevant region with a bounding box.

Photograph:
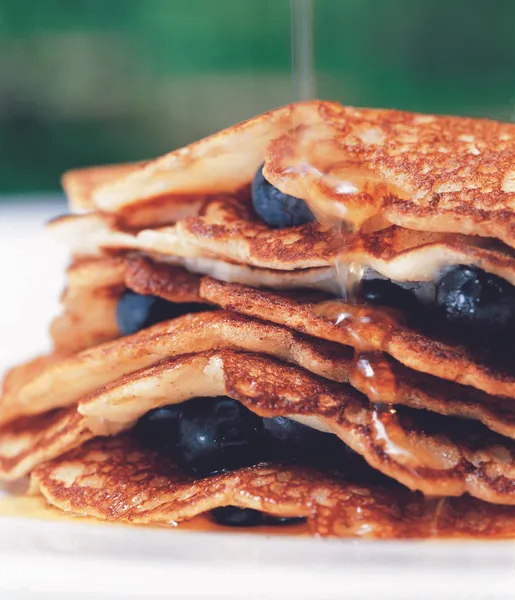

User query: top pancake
[62,162,143,211]
[267,104,515,247]
[65,101,515,248]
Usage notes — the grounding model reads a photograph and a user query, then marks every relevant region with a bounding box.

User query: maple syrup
[290,0,316,102]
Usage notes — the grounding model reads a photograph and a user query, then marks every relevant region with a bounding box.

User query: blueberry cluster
[134,397,348,478]
[361,266,515,348]
[134,398,348,528]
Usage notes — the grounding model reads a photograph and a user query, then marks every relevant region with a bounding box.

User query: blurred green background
[1,0,515,194]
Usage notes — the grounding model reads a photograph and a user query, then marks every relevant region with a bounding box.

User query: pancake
[0,407,92,481]
[51,198,515,291]
[343,226,515,286]
[76,349,515,504]
[51,257,125,354]
[63,162,144,212]
[49,198,340,271]
[4,344,515,498]
[4,301,515,441]
[0,311,353,426]
[265,104,515,245]
[51,210,338,291]
[1,355,62,400]
[30,435,515,538]
[67,102,515,249]
[6,101,515,535]
[200,277,515,398]
[50,256,206,354]
[90,102,326,215]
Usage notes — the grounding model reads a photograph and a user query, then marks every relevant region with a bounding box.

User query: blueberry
[175,397,264,477]
[251,165,315,228]
[361,278,421,312]
[263,417,323,458]
[210,506,264,527]
[116,291,211,335]
[210,506,306,528]
[133,404,182,452]
[436,266,515,335]
[263,417,349,470]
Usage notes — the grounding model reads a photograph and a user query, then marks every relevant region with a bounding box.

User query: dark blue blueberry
[175,397,264,477]
[116,291,211,336]
[210,506,264,527]
[361,278,421,312]
[436,266,515,335]
[251,165,315,229]
[263,417,349,470]
[210,506,306,528]
[263,416,322,458]
[133,404,182,452]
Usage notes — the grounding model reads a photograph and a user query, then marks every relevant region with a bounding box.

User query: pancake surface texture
[200,277,515,398]
[73,101,515,247]
[76,349,515,504]
[31,436,515,539]
[0,408,91,480]
[5,100,515,539]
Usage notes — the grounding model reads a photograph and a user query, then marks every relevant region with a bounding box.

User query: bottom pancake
[30,435,515,539]
[76,349,515,505]
[0,407,92,481]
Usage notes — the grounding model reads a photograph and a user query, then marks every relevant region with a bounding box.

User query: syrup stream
[290,0,316,101]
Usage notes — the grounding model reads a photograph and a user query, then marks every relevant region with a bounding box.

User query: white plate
[0,200,514,600]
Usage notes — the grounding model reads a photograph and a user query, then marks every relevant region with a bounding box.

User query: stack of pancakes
[3,101,515,538]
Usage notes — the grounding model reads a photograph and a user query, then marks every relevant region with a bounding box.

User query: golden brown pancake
[50,257,125,354]
[343,225,515,286]
[5,345,515,498]
[50,198,515,289]
[124,255,204,303]
[4,302,514,442]
[62,162,144,212]
[0,311,352,426]
[49,198,340,271]
[1,355,60,399]
[30,435,515,538]
[200,277,515,399]
[90,102,326,214]
[6,101,515,534]
[63,162,252,228]
[0,408,92,481]
[77,350,515,504]
[50,256,206,355]
[265,104,515,245]
[51,213,338,292]
[66,102,515,249]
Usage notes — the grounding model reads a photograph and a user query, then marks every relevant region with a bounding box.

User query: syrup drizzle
[307,158,436,478]
[290,0,316,102]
